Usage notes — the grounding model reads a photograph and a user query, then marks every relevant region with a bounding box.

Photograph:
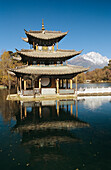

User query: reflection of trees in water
[0,89,19,122]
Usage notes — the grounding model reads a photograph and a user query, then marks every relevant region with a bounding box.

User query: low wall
[41,88,56,95]
[22,88,40,96]
[59,89,75,95]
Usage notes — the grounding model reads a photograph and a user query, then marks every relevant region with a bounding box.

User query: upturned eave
[15,49,83,61]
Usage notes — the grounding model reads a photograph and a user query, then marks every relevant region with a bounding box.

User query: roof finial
[42,19,45,31]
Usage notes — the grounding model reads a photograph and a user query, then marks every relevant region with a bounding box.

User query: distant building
[9,20,88,96]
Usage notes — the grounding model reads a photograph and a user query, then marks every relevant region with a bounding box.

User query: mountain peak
[82,52,109,65]
[68,51,109,71]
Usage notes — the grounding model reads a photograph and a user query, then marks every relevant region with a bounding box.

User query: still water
[0,88,111,170]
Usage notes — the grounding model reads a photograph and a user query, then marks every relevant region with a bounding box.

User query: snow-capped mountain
[68,52,109,71]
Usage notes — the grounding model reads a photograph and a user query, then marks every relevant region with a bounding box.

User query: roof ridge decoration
[42,19,45,31]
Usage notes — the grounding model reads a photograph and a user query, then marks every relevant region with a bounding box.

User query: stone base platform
[7,94,77,102]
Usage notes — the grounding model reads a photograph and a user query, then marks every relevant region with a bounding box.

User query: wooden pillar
[20,104,23,120]
[71,104,73,115]
[57,100,59,116]
[36,45,38,51]
[52,44,54,51]
[61,61,63,66]
[39,78,41,94]
[66,79,68,89]
[17,77,19,94]
[62,79,64,89]
[56,79,59,94]
[20,77,22,92]
[33,42,35,49]
[76,98,78,118]
[70,79,72,89]
[24,106,27,117]
[39,105,42,118]
[75,76,78,95]
[24,80,26,90]
[56,42,58,50]
[59,79,61,89]
[32,79,35,97]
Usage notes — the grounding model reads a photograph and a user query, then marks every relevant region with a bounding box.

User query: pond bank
[7,94,77,101]
[7,92,111,102]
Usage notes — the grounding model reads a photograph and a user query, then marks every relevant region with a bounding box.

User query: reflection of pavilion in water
[20,100,79,120]
[15,99,89,131]
[13,100,89,162]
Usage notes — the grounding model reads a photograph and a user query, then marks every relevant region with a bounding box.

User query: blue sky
[0,0,111,58]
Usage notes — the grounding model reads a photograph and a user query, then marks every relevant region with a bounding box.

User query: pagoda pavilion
[9,20,88,97]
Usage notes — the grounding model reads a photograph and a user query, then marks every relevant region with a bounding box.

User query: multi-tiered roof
[10,20,88,78]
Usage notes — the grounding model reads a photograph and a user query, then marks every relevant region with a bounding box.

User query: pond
[0,89,111,170]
